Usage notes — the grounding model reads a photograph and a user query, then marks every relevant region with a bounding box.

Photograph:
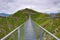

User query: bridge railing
[0,20,60,40]
[33,21,60,40]
[0,23,24,40]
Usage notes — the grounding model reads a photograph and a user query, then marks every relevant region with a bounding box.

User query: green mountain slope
[0,10,28,39]
[31,12,60,39]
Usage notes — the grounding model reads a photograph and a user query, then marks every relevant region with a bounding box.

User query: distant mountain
[0,13,10,17]
[21,8,40,14]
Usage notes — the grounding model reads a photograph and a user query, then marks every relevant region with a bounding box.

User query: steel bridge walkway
[0,15,60,40]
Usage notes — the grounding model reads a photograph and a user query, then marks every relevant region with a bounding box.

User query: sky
[0,0,60,14]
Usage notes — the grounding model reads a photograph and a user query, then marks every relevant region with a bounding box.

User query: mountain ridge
[0,13,10,17]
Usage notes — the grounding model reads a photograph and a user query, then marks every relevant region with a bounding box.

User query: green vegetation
[0,8,60,40]
[0,10,28,39]
[31,12,60,39]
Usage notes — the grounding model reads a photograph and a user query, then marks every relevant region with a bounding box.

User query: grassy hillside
[0,10,28,39]
[31,13,60,40]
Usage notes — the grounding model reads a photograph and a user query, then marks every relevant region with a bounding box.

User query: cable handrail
[0,23,24,40]
[33,21,60,40]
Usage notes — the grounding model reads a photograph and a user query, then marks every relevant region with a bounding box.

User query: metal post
[55,39,57,40]
[40,28,43,40]
[18,28,20,40]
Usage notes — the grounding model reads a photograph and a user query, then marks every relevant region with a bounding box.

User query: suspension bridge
[0,15,60,40]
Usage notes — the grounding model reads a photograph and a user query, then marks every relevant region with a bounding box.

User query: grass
[0,10,28,39]
[31,13,60,39]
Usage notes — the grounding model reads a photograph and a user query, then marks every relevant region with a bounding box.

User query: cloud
[0,0,60,14]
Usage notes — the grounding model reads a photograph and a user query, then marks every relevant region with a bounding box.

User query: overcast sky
[0,0,60,14]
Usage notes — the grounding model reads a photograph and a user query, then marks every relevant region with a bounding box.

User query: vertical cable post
[40,28,43,40]
[18,28,20,40]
